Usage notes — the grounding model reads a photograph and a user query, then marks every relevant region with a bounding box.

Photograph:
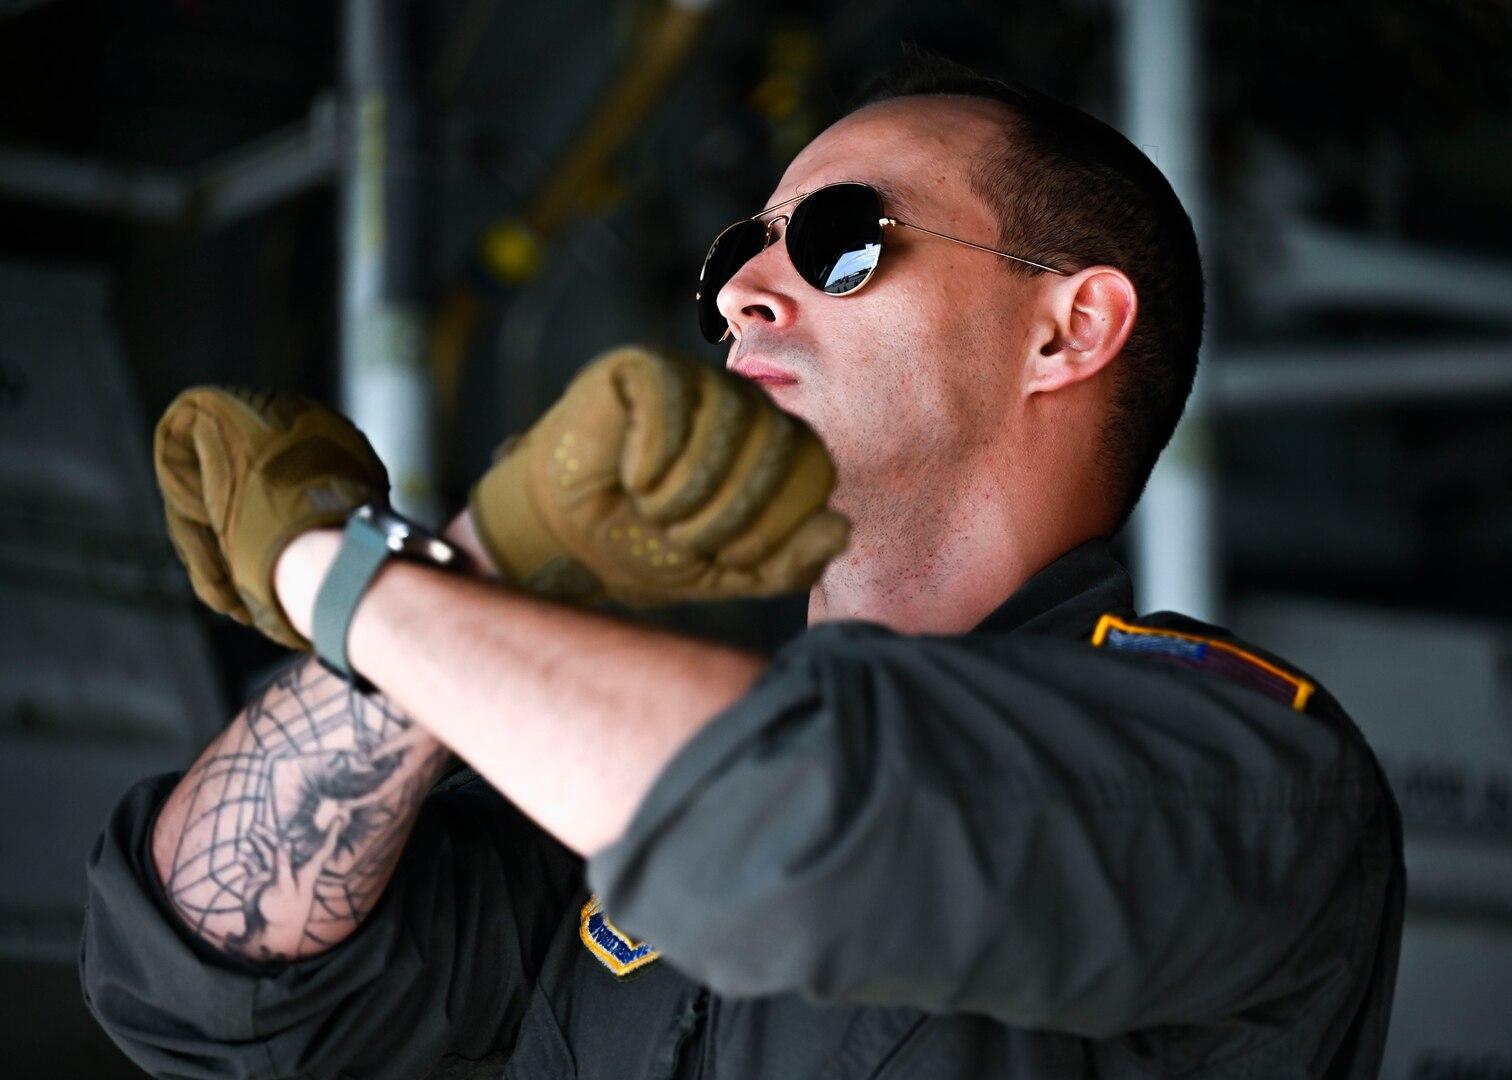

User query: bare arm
[146,514,501,963]
[273,520,766,857]
[153,512,761,961]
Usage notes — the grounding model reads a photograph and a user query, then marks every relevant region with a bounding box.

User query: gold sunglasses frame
[697,181,1071,342]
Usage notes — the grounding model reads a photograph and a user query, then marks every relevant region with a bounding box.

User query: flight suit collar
[974,538,1135,639]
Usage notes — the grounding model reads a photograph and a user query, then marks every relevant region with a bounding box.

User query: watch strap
[312,514,393,683]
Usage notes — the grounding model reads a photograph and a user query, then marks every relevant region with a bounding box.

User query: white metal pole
[340,0,438,524]
[1117,0,1220,622]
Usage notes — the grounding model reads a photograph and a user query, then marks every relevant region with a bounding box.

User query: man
[81,61,1405,1078]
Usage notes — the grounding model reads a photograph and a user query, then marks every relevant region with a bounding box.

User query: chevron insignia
[1092,613,1315,712]
[579,895,661,977]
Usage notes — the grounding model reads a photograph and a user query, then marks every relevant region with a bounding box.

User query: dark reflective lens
[787,183,883,296]
[698,219,766,343]
[696,183,888,343]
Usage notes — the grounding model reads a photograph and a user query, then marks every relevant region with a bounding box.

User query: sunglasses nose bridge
[762,213,790,250]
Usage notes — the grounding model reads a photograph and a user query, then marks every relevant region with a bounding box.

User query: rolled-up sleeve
[80,773,583,1080]
[589,620,1397,1040]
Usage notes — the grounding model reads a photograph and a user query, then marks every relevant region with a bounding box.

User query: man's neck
[806,489,1077,636]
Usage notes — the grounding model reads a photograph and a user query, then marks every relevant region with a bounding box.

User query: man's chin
[736,381,833,464]
[752,380,806,418]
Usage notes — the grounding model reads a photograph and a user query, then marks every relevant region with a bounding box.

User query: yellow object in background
[481,220,543,286]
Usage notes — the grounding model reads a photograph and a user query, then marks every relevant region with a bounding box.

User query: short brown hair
[852,54,1205,531]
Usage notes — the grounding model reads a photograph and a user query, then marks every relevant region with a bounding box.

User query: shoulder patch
[1091,613,1314,712]
[579,895,661,977]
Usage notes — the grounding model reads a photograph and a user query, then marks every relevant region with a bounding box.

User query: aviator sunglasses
[696,180,1070,343]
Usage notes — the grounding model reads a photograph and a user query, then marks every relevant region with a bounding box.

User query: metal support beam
[0,100,338,231]
[193,97,339,230]
[339,0,437,522]
[1211,341,1512,411]
[0,0,66,17]
[1255,221,1512,327]
[0,146,184,223]
[1118,0,1221,622]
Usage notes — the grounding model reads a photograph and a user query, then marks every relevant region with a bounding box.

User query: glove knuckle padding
[471,345,849,606]
[154,386,388,650]
[635,367,754,529]
[713,430,837,569]
[612,349,696,496]
[663,392,794,555]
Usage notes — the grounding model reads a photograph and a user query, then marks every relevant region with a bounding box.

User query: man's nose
[716,240,800,339]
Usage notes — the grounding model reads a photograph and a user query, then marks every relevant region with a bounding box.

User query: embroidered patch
[579,895,661,977]
[1092,614,1314,712]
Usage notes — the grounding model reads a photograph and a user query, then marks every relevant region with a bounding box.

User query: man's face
[716,96,1043,514]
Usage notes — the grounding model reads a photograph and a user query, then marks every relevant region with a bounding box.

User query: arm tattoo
[157,660,449,962]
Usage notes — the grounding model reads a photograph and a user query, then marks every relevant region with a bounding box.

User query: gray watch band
[311,505,464,686]
[312,512,393,682]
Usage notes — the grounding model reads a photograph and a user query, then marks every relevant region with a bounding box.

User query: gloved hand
[469,346,848,605]
[155,387,389,650]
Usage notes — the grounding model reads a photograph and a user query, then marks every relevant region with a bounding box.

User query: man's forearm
[151,659,449,962]
[145,512,492,963]
[275,525,766,855]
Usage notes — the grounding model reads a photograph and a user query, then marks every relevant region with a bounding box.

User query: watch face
[354,505,462,567]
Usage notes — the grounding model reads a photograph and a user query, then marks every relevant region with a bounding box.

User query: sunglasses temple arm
[885,220,1071,276]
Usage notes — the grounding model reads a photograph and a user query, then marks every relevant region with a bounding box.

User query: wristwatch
[312,504,466,687]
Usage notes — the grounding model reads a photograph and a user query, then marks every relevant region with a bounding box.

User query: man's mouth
[729,358,799,387]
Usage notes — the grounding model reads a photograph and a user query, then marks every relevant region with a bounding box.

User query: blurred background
[1,0,1509,1075]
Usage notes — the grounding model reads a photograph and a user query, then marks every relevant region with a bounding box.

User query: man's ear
[1025,267,1137,395]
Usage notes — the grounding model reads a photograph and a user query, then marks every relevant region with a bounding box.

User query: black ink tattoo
[159,661,447,961]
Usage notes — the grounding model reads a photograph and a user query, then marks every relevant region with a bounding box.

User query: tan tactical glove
[154,388,389,650]
[469,346,848,605]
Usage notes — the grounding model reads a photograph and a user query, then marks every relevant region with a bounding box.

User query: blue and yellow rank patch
[579,895,661,977]
[1092,614,1315,712]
